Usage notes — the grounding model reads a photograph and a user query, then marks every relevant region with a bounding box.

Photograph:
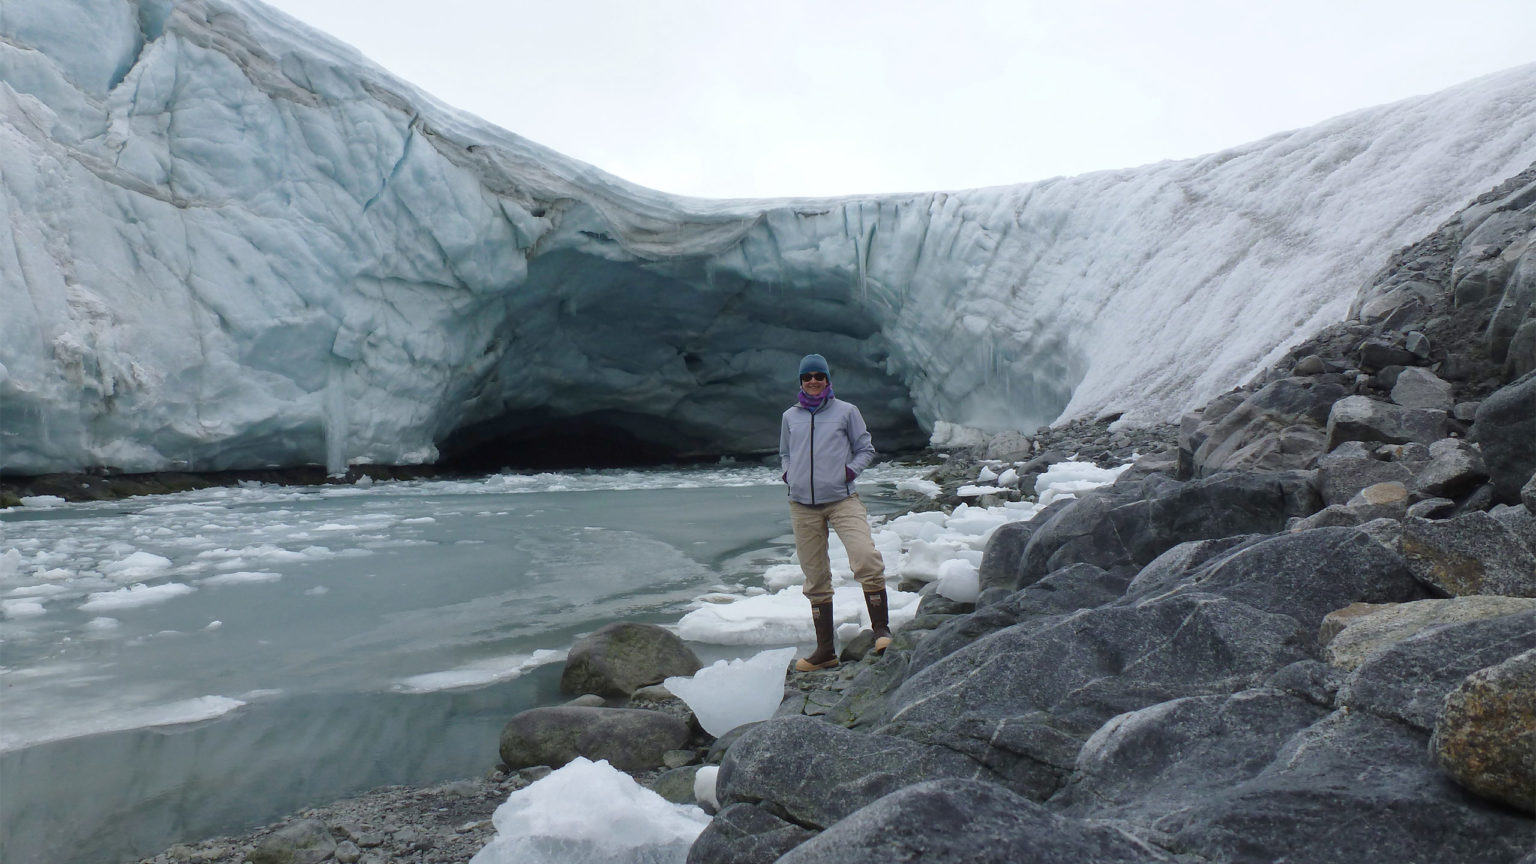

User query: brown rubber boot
[865,589,893,654]
[794,602,839,672]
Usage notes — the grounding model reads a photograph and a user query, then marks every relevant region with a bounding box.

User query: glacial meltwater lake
[0,464,925,864]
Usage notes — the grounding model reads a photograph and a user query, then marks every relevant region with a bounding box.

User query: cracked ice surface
[3,0,1536,473]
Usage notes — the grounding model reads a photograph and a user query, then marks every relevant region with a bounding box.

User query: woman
[779,353,892,671]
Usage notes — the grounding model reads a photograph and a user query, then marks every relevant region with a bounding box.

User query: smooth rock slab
[498,706,690,772]
[775,779,1176,864]
[1336,611,1536,731]
[1158,710,1535,864]
[1400,513,1536,597]
[1326,395,1448,450]
[1431,647,1536,814]
[1472,372,1536,504]
[561,621,702,698]
[686,803,816,864]
[715,715,987,829]
[1323,596,1536,671]
[1391,366,1455,411]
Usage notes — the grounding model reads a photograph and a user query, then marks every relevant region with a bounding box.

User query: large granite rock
[1316,443,1415,507]
[1335,611,1536,732]
[1400,513,1536,597]
[1431,647,1536,814]
[498,706,690,772]
[685,803,816,864]
[1127,525,1431,633]
[1321,597,1536,671]
[561,621,702,698]
[1473,373,1536,504]
[878,593,1312,800]
[775,779,1175,864]
[1016,471,1318,588]
[713,715,986,832]
[1187,377,1345,476]
[1391,367,1455,411]
[1411,439,1489,499]
[1326,395,1448,450]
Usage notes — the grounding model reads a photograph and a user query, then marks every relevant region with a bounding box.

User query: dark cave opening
[436,414,713,472]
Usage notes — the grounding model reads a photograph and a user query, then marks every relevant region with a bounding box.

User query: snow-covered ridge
[3,0,1535,473]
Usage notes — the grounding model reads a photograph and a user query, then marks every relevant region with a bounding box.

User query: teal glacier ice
[4,0,1536,473]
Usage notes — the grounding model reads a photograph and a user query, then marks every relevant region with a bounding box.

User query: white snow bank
[665,647,797,737]
[469,757,709,864]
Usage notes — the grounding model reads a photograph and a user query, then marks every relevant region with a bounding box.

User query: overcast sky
[260,0,1535,199]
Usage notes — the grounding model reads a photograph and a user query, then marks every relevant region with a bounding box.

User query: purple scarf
[797,386,835,412]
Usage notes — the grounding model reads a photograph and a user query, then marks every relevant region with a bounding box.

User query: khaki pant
[790,494,886,605]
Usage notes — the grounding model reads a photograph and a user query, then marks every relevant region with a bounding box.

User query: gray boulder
[498,706,690,772]
[1335,611,1536,732]
[1473,372,1536,504]
[1017,471,1318,588]
[561,621,701,698]
[1132,525,1430,633]
[1316,446,1414,506]
[1391,367,1455,411]
[1060,689,1327,818]
[715,715,986,830]
[983,431,1033,461]
[1359,339,1417,371]
[1326,395,1448,450]
[974,504,1063,604]
[776,779,1176,864]
[879,593,1311,800]
[1345,481,1409,521]
[248,820,336,864]
[1322,597,1536,671]
[1411,439,1488,500]
[1431,647,1536,814]
[1400,513,1536,597]
[1154,709,1534,864]
[686,803,816,864]
[1525,471,1536,514]
[651,765,705,805]
[1406,497,1457,519]
[1187,377,1345,475]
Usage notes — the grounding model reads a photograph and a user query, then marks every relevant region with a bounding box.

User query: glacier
[3,0,1536,474]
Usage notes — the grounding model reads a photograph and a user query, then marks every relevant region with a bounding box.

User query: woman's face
[800,371,828,397]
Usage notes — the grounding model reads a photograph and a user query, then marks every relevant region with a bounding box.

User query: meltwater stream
[0,465,922,864]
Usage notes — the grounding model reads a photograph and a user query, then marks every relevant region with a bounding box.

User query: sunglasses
[800,372,827,382]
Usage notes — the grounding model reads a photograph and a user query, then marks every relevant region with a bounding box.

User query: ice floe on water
[393,649,569,694]
[469,757,710,864]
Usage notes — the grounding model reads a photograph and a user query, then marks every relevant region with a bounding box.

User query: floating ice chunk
[394,649,567,693]
[936,559,981,604]
[0,548,22,577]
[1036,460,1131,506]
[895,477,941,498]
[955,484,999,497]
[694,766,719,810]
[205,620,223,630]
[469,757,708,864]
[102,551,173,579]
[18,495,66,508]
[2,598,46,618]
[80,582,195,611]
[664,647,796,737]
[85,617,120,630]
[899,539,971,583]
[199,571,282,586]
[762,563,805,591]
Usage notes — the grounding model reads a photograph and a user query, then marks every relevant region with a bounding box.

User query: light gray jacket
[780,397,876,506]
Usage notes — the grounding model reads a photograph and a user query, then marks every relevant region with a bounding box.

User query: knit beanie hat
[798,354,830,377]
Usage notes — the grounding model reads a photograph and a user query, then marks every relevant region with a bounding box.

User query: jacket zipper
[808,410,816,505]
